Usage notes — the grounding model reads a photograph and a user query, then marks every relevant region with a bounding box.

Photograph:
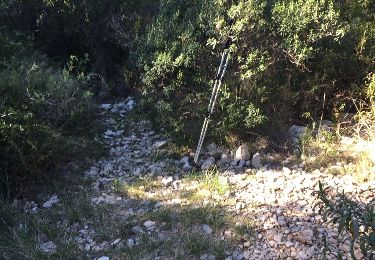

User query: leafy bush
[2,0,374,146]
[1,0,163,96]
[132,0,268,143]
[0,34,99,198]
[131,0,375,144]
[316,182,374,259]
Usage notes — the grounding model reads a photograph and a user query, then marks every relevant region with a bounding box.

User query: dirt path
[4,99,373,259]
[79,99,373,259]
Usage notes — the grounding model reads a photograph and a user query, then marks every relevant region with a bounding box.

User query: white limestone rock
[252,153,262,169]
[201,157,216,170]
[42,195,59,208]
[202,224,213,235]
[235,144,250,161]
[40,241,57,254]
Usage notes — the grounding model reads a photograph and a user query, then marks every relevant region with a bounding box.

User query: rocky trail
[11,99,374,259]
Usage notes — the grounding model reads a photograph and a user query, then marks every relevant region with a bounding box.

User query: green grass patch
[183,230,227,259]
[186,168,229,196]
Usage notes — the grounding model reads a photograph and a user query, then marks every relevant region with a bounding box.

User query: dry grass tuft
[302,92,375,182]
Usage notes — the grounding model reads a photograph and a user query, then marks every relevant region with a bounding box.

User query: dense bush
[2,0,373,145]
[133,0,375,144]
[130,0,223,142]
[0,34,98,198]
[1,0,160,97]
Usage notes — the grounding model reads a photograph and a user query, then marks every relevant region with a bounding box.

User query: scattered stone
[92,245,102,252]
[100,104,112,110]
[238,160,246,168]
[111,238,121,246]
[126,99,135,110]
[143,220,156,230]
[252,153,262,169]
[231,160,239,166]
[202,224,213,235]
[289,125,306,144]
[154,201,164,208]
[236,202,245,210]
[306,245,317,257]
[42,195,59,208]
[153,140,168,149]
[201,157,216,170]
[235,144,250,161]
[40,241,57,254]
[180,156,190,165]
[131,226,144,235]
[135,167,145,176]
[182,162,193,172]
[162,176,173,186]
[65,99,373,259]
[206,143,218,153]
[23,201,39,213]
[91,194,118,205]
[297,251,308,259]
[127,239,135,248]
[293,229,314,244]
[283,167,291,175]
[206,143,223,159]
[220,153,231,164]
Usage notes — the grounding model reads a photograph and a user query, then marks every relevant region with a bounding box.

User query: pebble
[161,176,173,186]
[182,162,193,172]
[252,153,262,169]
[294,229,314,244]
[131,226,144,235]
[143,220,156,229]
[127,239,135,248]
[69,100,373,259]
[201,157,216,170]
[153,140,168,149]
[202,224,213,235]
[40,241,57,254]
[42,195,59,208]
[235,144,250,161]
[111,238,121,246]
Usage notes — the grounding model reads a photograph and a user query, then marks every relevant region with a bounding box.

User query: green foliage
[133,0,268,142]
[316,182,374,259]
[131,0,221,142]
[1,0,374,192]
[133,0,374,143]
[2,0,374,145]
[0,34,99,197]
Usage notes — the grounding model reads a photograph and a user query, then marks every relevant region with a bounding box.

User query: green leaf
[350,218,360,239]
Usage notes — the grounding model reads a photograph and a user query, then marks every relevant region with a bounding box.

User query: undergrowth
[315,182,374,259]
[0,33,102,199]
[300,80,375,182]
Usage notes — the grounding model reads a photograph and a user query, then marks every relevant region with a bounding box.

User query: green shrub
[132,0,268,143]
[3,0,374,146]
[316,182,374,259]
[0,35,99,198]
[132,0,374,144]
